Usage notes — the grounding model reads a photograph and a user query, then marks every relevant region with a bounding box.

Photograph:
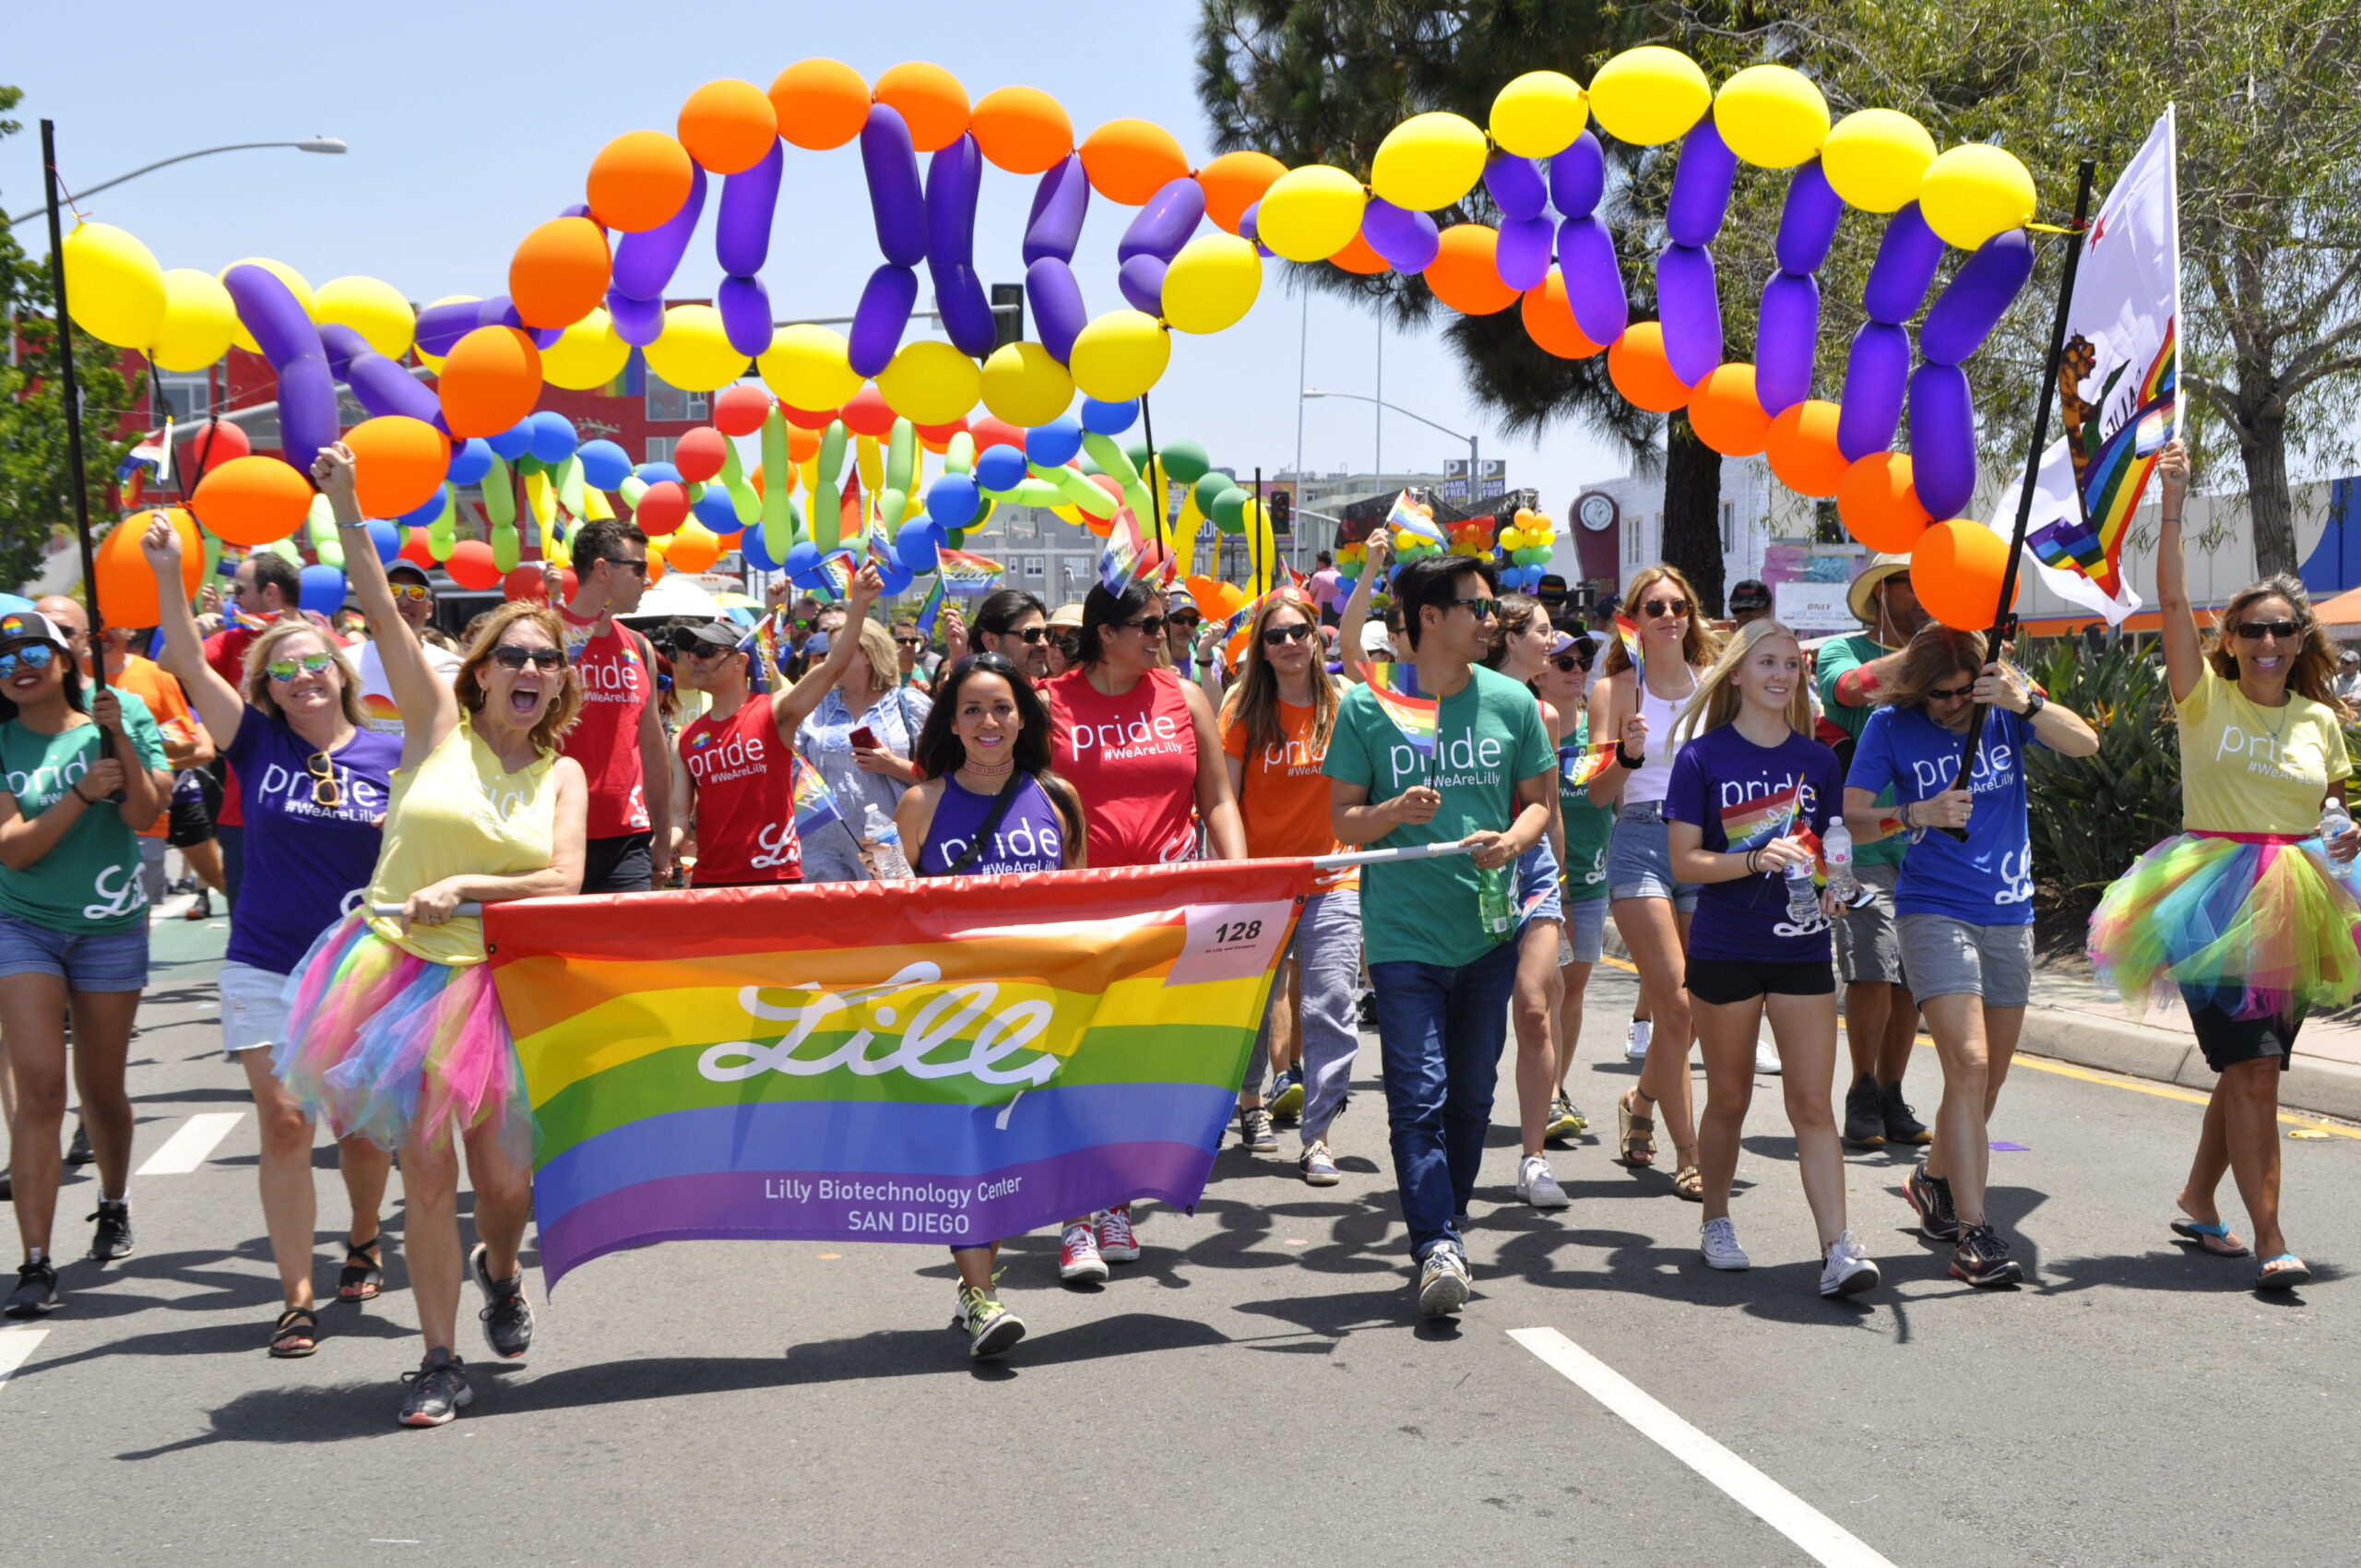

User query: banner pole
[40,120,109,691]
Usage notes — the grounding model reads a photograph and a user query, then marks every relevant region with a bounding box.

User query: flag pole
[1138,393,1167,565]
[39,120,110,702]
[1253,466,1265,597]
[1938,157,2098,837]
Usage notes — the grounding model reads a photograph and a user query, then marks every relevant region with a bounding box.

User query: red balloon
[398,528,435,568]
[781,402,837,430]
[712,385,773,437]
[840,385,896,437]
[968,414,1025,454]
[445,539,502,590]
[635,480,689,536]
[503,564,543,601]
[672,426,729,483]
[172,419,251,479]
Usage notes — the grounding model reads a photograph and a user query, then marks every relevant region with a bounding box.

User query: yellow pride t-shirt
[2176,664,2351,835]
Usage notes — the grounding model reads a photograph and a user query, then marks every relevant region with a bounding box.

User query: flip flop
[2256,1253,2310,1291]
[2171,1218,2249,1258]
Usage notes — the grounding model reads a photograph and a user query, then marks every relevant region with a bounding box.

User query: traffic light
[1268,488,1291,533]
[991,283,1026,351]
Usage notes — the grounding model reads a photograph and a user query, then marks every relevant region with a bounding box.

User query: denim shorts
[1561,896,1608,964]
[1606,800,1701,912]
[0,909,149,992]
[1896,913,2033,1006]
[1516,838,1562,929]
[218,960,291,1058]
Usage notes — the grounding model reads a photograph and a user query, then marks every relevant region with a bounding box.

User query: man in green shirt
[1815,552,1933,1149]
[1326,554,1554,1319]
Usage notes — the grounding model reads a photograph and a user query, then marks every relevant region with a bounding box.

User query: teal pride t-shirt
[0,693,168,933]
[1324,663,1554,967]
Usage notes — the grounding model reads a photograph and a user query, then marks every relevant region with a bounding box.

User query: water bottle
[863,802,915,881]
[1476,861,1516,942]
[2319,798,2355,879]
[1823,817,1860,904]
[1784,851,1820,925]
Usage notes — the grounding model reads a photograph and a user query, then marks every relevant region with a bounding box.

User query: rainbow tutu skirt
[2088,830,2361,1026]
[273,909,528,1155]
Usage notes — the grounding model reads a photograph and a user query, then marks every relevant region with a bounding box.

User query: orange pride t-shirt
[1219,690,1358,894]
[108,655,196,838]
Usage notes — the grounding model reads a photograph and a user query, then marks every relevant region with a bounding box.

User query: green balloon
[1076,452,1102,477]
[1160,440,1210,485]
[946,528,967,549]
[1211,486,1250,534]
[1191,471,1232,517]
[515,454,545,478]
[1121,439,1151,472]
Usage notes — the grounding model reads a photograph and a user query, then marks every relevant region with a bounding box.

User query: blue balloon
[693,485,740,530]
[975,445,1028,493]
[877,561,914,596]
[445,437,493,488]
[1026,416,1084,468]
[1080,398,1138,435]
[896,519,943,574]
[298,564,347,618]
[739,523,783,573]
[527,410,578,465]
[783,540,821,581]
[635,461,682,486]
[575,439,632,492]
[486,420,534,461]
[926,473,980,529]
[396,485,449,529]
[365,518,402,564]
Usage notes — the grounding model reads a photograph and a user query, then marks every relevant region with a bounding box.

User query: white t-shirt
[354,636,462,735]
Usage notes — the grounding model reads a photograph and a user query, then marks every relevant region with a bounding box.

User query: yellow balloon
[757,323,862,410]
[541,307,631,390]
[62,222,165,350]
[1161,233,1262,334]
[1820,109,1939,214]
[1489,70,1588,159]
[149,268,237,372]
[1713,65,1830,169]
[1254,165,1366,262]
[979,339,1074,426]
[216,258,314,354]
[644,303,749,392]
[1917,144,2037,250]
[1370,112,1489,211]
[1585,46,1712,147]
[314,275,415,359]
[1067,310,1170,402]
[411,295,479,371]
[855,433,884,492]
[876,339,980,424]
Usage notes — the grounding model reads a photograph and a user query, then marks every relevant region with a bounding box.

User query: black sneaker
[66,1123,94,1167]
[397,1347,472,1426]
[1904,1160,1960,1242]
[1357,990,1378,1029]
[1237,1105,1278,1154]
[1949,1223,2023,1288]
[4,1259,58,1317]
[185,888,213,921]
[1842,1074,1887,1148]
[1880,1080,1933,1145]
[469,1243,535,1360]
[88,1200,133,1262]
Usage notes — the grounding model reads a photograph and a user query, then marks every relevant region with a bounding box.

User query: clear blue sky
[3,0,1626,521]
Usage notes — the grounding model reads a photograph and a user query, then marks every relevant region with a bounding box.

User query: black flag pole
[38,119,110,703]
[1253,466,1266,597]
[1138,393,1167,565]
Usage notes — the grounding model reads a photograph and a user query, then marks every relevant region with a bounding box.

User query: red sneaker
[1097,1204,1141,1264]
[1058,1222,1108,1284]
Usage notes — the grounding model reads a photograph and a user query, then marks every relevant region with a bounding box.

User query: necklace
[960,754,1016,779]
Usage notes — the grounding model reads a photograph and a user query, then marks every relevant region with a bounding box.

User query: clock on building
[1576,493,1618,532]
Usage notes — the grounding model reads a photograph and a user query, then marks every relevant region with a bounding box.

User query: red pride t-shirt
[1047,665,1199,868]
[678,699,800,885]
[560,608,652,839]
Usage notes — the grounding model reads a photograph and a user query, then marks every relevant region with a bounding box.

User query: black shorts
[166,768,219,848]
[1686,956,1837,1006]
[2187,1000,2299,1074]
[581,831,655,895]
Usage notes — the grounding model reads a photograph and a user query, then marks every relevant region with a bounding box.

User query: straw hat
[1846,553,1912,624]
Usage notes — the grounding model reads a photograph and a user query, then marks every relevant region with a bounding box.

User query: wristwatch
[2023,689,2047,719]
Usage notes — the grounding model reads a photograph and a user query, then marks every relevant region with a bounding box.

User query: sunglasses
[674,635,736,659]
[1448,597,1501,620]
[594,555,649,578]
[304,752,344,810]
[1261,624,1315,647]
[1549,653,1589,673]
[1003,625,1050,645]
[1640,598,1691,619]
[1122,615,1168,637]
[2234,619,2300,641]
[1169,612,1202,627]
[894,636,928,648]
[1051,633,1082,656]
[266,651,337,683]
[1928,681,1976,702]
[389,582,431,603]
[490,645,565,671]
[0,644,57,678]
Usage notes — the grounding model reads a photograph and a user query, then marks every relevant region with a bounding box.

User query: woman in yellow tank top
[276,444,588,1426]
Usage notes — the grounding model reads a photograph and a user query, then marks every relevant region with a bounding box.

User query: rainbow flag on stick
[1362,678,1439,756]
[1613,613,1644,675]
[485,861,1314,1288]
[1560,742,1619,789]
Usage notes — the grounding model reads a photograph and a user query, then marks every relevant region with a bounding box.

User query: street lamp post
[1302,388,1481,508]
[7,137,347,226]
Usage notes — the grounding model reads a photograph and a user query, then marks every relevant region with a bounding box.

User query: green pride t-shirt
[0,692,168,933]
[1323,662,1554,967]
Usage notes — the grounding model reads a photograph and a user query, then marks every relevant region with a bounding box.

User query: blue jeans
[1369,940,1519,1263]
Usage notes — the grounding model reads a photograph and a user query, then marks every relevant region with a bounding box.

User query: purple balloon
[1496,215,1553,291]
[933,261,996,358]
[1361,199,1440,273]
[316,322,367,380]
[1863,204,1945,326]
[1755,270,1821,416]
[718,275,773,358]
[1119,176,1204,265]
[1022,154,1090,267]
[1557,216,1627,346]
[1907,362,1977,517]
[1774,159,1843,276]
[612,164,707,302]
[478,296,558,350]
[848,264,920,377]
[1484,152,1548,222]
[860,104,927,268]
[221,263,320,366]
[1666,120,1737,248]
[1655,244,1722,386]
[606,289,666,348]
[1026,256,1087,362]
[277,352,339,475]
[925,133,982,271]
[1836,322,1911,461]
[1920,229,2035,367]
[717,141,782,277]
[347,346,444,424]
[413,300,481,359]
[1548,132,1605,220]
[1118,255,1168,315]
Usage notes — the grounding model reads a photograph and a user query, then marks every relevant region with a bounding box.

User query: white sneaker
[1820,1229,1880,1298]
[1624,1018,1653,1063]
[1417,1245,1471,1315]
[1700,1217,1750,1270]
[1516,1153,1572,1209]
[1754,1037,1782,1075]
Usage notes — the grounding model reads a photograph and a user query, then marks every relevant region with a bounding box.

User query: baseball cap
[386,561,433,587]
[1359,621,1394,655]
[0,609,70,649]
[671,619,743,654]
[1728,578,1772,612]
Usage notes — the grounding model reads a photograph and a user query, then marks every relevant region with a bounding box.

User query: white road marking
[1509,1327,1898,1568]
[135,1112,245,1176]
[0,1328,48,1390]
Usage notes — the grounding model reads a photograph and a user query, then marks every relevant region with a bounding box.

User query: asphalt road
[6,916,2358,1568]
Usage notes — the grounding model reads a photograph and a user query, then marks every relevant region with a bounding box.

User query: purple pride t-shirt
[1663,724,1844,963]
[225,707,400,974]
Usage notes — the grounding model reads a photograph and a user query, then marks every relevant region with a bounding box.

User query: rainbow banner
[486,861,1314,1288]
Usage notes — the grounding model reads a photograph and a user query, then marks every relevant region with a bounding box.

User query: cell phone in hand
[849,725,879,751]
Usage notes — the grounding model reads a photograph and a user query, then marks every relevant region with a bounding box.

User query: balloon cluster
[1497,507,1557,589]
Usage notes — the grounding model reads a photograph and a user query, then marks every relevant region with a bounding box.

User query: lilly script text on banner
[484,860,1315,1288]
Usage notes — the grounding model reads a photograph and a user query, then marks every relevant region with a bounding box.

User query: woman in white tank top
[1584,565,1722,1199]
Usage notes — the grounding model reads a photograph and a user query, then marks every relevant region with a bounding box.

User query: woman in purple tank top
[894,652,1086,1360]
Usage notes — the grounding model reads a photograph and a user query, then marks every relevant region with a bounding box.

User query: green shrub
[2023,636,2183,913]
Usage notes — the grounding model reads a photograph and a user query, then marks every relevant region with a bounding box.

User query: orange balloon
[1835,452,1933,552]
[1079,118,1191,205]
[1425,225,1518,315]
[1687,363,1773,457]
[874,62,971,153]
[1607,322,1693,412]
[644,539,668,583]
[585,131,695,232]
[1911,518,2018,632]
[508,217,611,331]
[1764,398,1849,497]
[677,79,779,174]
[665,522,723,574]
[1329,229,1391,276]
[444,539,501,592]
[344,416,451,518]
[438,327,543,439]
[1521,269,1604,359]
[768,59,871,151]
[96,507,203,627]
[787,424,822,463]
[1198,150,1287,234]
[192,456,314,547]
[971,86,1074,173]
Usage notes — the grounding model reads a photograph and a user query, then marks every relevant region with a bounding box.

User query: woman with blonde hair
[274,442,588,1424]
[1586,564,1721,1198]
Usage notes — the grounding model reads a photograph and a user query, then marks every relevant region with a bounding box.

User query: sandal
[1617,1090,1656,1169]
[2170,1218,2249,1258]
[338,1239,384,1303]
[2256,1253,2311,1291]
[268,1306,320,1359]
[1670,1148,1704,1202]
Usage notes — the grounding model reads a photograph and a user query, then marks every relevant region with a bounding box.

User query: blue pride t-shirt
[1663,724,1845,963]
[224,707,401,974]
[1846,704,2042,926]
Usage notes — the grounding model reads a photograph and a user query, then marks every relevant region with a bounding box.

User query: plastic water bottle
[1476,861,1517,942]
[863,802,915,881]
[2319,798,2355,879]
[1823,818,1860,904]
[1784,851,1820,925]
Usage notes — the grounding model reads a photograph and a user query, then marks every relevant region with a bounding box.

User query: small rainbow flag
[816,550,856,603]
[1559,742,1618,789]
[914,577,950,636]
[1362,660,1420,698]
[1363,679,1440,755]
[1614,613,1644,674]
[936,549,1005,593]
[1719,787,1800,852]
[1385,491,1444,544]
[789,754,845,837]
